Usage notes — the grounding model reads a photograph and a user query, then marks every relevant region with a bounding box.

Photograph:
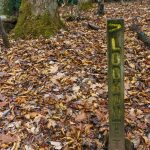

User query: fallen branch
[137,31,150,47]
[88,23,100,30]
[130,17,150,48]
[66,15,88,22]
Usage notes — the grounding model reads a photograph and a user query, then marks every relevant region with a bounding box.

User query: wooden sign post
[107,19,134,150]
[107,19,125,150]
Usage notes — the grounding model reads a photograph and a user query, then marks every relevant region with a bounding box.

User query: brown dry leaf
[129,108,136,118]
[142,136,150,146]
[39,148,45,150]
[50,65,59,73]
[0,102,8,107]
[131,135,141,148]
[15,97,27,104]
[0,144,9,149]
[0,1,150,149]
[50,141,63,150]
[0,93,5,101]
[0,72,7,77]
[47,119,56,128]
[75,111,87,122]
[95,109,106,122]
[0,134,18,144]
[145,114,150,124]
[25,112,39,119]
[85,124,93,134]
[129,63,135,69]
[11,141,21,150]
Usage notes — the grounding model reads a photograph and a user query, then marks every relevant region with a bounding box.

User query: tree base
[12,1,64,39]
[0,18,10,48]
[104,134,135,150]
[97,4,105,16]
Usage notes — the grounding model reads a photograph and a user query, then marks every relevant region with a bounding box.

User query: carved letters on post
[107,19,125,150]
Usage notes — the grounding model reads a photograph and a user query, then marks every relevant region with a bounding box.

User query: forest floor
[0,1,150,150]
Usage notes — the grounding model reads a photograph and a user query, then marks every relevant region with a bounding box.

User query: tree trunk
[0,17,10,48]
[13,0,63,38]
[97,0,105,15]
[121,0,124,4]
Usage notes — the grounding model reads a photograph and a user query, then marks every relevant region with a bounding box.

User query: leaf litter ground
[0,1,150,150]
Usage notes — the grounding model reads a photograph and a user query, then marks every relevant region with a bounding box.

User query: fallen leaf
[47,119,56,128]
[131,135,141,148]
[11,141,21,150]
[50,141,63,150]
[25,145,34,150]
[0,72,6,77]
[0,102,8,107]
[95,109,106,122]
[50,65,59,73]
[0,109,10,118]
[72,85,80,93]
[0,134,18,144]
[0,93,5,101]
[75,111,87,122]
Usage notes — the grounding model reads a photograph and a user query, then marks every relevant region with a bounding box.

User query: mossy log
[0,18,10,48]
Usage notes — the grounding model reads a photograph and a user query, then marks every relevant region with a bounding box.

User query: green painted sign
[107,19,125,150]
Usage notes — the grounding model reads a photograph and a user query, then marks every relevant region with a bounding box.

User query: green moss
[12,0,64,39]
[79,1,93,11]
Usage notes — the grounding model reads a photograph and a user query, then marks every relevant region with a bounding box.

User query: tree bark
[13,0,63,38]
[97,0,105,15]
[0,17,10,48]
[121,0,124,4]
